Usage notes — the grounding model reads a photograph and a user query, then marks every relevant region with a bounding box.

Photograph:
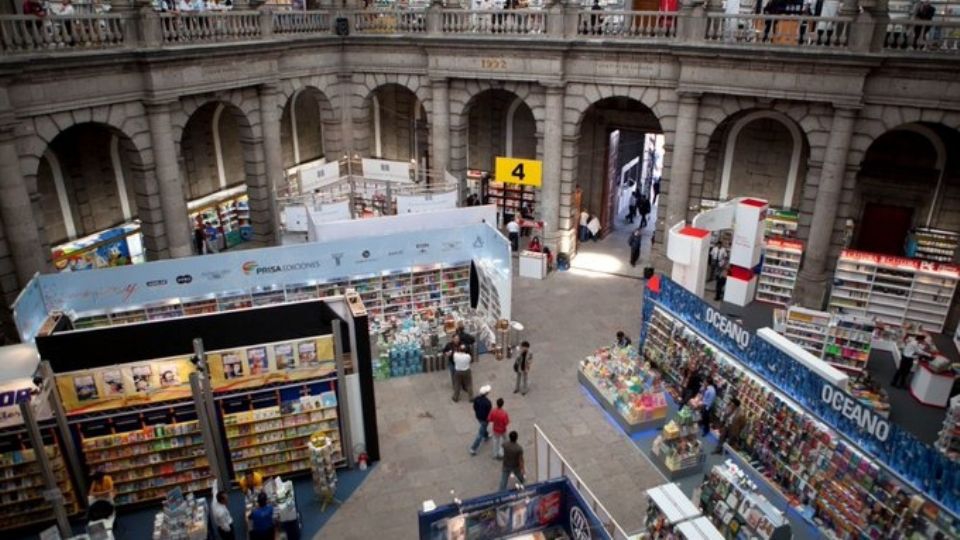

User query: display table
[910,361,956,408]
[578,346,668,434]
[651,406,706,479]
[518,251,547,279]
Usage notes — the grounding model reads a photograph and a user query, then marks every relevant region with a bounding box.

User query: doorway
[856,203,913,256]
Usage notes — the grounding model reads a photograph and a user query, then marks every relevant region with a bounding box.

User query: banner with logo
[396,190,458,215]
[641,275,960,515]
[308,206,498,244]
[417,478,610,540]
[361,158,412,183]
[0,344,51,429]
[15,223,511,336]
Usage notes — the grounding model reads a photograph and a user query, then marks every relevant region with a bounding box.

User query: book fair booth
[5,220,512,537]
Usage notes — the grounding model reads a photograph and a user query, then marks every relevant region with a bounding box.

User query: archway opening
[368,84,429,171]
[854,123,959,258]
[280,87,329,170]
[38,123,147,271]
[180,101,256,253]
[464,89,537,224]
[576,97,663,236]
[724,116,805,209]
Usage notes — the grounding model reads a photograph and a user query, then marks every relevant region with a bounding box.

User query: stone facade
[0,30,957,320]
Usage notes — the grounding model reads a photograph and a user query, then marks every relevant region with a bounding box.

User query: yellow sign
[495,157,542,188]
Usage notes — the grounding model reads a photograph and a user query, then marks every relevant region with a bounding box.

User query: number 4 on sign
[495,157,542,187]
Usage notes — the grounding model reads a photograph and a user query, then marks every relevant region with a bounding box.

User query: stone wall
[728,119,795,207]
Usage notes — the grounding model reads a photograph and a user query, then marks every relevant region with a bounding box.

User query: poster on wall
[207,335,335,392]
[55,359,197,415]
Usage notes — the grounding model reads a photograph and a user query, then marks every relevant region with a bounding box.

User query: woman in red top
[487,398,510,459]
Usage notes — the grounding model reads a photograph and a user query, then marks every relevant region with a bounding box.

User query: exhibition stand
[188,184,252,250]
[640,274,960,539]
[417,477,611,540]
[51,221,145,273]
[577,345,668,434]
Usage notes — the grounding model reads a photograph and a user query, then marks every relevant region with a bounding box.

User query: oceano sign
[822,384,891,442]
[704,307,751,350]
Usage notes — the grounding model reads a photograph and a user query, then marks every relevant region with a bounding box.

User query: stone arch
[280,86,338,169]
[459,87,539,171]
[278,75,342,162]
[177,95,273,245]
[362,82,430,165]
[706,108,809,208]
[850,105,960,164]
[451,80,545,135]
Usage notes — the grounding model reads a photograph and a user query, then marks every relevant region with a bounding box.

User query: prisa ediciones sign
[703,307,751,350]
[822,383,891,442]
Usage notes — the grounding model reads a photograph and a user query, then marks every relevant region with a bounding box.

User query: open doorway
[856,203,913,256]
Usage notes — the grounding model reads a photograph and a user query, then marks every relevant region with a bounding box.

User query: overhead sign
[361,158,412,183]
[298,160,342,193]
[495,157,543,188]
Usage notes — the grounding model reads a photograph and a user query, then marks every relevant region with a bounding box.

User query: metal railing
[440,9,547,35]
[576,10,677,39]
[0,13,128,52]
[705,13,852,47]
[533,424,632,540]
[273,10,331,35]
[351,9,427,33]
[160,10,260,44]
[882,19,960,52]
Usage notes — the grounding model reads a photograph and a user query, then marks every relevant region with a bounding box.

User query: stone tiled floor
[315,231,670,539]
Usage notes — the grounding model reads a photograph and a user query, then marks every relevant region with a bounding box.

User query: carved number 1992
[480,58,507,70]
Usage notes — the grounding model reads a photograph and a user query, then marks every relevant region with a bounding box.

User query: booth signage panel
[283,205,310,233]
[395,190,459,215]
[641,275,960,515]
[361,158,412,183]
[298,160,341,193]
[307,200,352,225]
[495,157,543,187]
[12,278,48,343]
[309,206,499,244]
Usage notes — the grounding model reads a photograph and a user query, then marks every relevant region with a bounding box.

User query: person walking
[469,385,493,455]
[212,490,236,540]
[699,377,717,437]
[452,345,474,402]
[499,431,525,491]
[713,397,747,454]
[513,341,532,395]
[628,227,643,267]
[891,335,921,388]
[638,194,652,229]
[715,267,728,302]
[627,189,638,224]
[488,398,510,459]
[507,214,521,252]
[194,225,206,255]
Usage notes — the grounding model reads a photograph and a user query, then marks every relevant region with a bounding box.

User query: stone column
[337,72,355,159]
[430,77,450,177]
[541,85,564,247]
[796,107,857,307]
[259,83,284,244]
[0,124,46,285]
[145,101,192,258]
[664,92,701,229]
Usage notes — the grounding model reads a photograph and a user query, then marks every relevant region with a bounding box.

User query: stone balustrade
[704,13,852,47]
[0,7,956,55]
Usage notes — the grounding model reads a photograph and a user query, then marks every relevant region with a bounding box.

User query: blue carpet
[15,466,372,540]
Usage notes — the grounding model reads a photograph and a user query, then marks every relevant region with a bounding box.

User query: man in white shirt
[891,335,923,388]
[452,347,473,402]
[212,490,235,540]
[579,211,590,242]
[506,215,521,252]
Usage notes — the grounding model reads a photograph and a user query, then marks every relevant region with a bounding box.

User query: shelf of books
[698,462,790,540]
[936,395,960,463]
[68,262,474,331]
[756,238,802,307]
[915,227,959,263]
[77,409,210,507]
[764,208,799,239]
[486,180,536,225]
[829,249,960,332]
[822,315,875,375]
[783,307,830,358]
[0,428,80,531]
[221,390,343,481]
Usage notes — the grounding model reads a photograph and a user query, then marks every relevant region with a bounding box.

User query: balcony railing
[274,10,331,35]
[351,9,427,33]
[441,9,547,35]
[0,8,956,56]
[0,14,128,52]
[705,13,851,48]
[576,10,677,39]
[882,19,960,52]
[160,10,261,44]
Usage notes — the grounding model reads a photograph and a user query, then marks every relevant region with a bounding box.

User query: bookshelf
[222,391,342,480]
[69,262,474,330]
[485,180,536,225]
[783,307,830,358]
[764,208,799,239]
[756,238,802,307]
[822,315,875,375]
[79,419,210,507]
[829,249,960,332]
[699,462,790,540]
[936,395,960,463]
[915,227,959,263]
[0,430,80,531]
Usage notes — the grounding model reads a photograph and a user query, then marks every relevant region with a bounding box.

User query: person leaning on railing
[912,0,936,48]
[22,0,47,17]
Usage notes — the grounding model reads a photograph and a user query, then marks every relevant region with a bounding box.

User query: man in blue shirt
[700,377,717,437]
[248,492,276,540]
